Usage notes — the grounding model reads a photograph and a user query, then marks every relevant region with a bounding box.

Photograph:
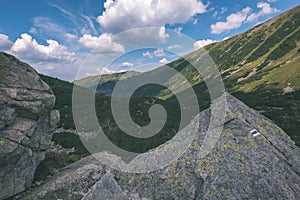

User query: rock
[50,110,60,128]
[0,53,59,199]
[19,93,300,199]
[82,171,127,200]
[20,156,107,200]
[194,93,300,199]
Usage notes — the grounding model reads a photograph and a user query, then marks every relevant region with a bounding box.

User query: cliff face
[19,93,300,200]
[0,52,59,199]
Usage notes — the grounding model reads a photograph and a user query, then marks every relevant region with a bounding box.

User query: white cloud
[143,48,166,58]
[211,3,279,34]
[221,7,227,14]
[48,2,99,36]
[97,67,117,75]
[80,14,98,36]
[167,44,182,50]
[29,27,38,34]
[143,51,154,58]
[0,34,13,51]
[174,26,183,33]
[78,34,125,54]
[80,27,91,35]
[84,67,118,77]
[97,0,207,34]
[246,2,279,22]
[9,33,76,63]
[154,48,166,57]
[211,7,251,34]
[194,39,218,49]
[31,17,66,39]
[104,0,115,9]
[121,62,134,67]
[212,11,218,18]
[159,58,169,64]
[114,27,169,46]
[65,33,78,40]
[267,0,278,3]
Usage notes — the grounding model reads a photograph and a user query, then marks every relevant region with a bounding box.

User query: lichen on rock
[0,52,59,199]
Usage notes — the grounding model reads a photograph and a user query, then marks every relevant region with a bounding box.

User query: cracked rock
[0,53,59,199]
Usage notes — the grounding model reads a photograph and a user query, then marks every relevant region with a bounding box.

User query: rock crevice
[0,53,59,199]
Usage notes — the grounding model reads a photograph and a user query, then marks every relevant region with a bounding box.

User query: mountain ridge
[1,4,300,200]
[74,5,300,145]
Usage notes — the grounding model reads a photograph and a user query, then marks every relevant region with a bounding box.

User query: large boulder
[19,93,300,200]
[0,52,59,199]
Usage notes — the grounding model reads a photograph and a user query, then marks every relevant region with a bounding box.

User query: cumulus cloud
[121,62,134,67]
[143,48,166,58]
[143,51,153,58]
[78,34,125,54]
[9,33,76,63]
[96,67,117,74]
[211,2,279,34]
[154,48,166,57]
[159,58,169,64]
[84,67,118,77]
[246,2,279,22]
[0,34,13,51]
[167,44,182,50]
[97,0,207,34]
[211,7,251,34]
[194,39,218,49]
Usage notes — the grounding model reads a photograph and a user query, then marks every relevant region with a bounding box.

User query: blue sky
[0,0,299,81]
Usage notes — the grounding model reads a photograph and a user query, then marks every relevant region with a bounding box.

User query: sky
[0,0,299,81]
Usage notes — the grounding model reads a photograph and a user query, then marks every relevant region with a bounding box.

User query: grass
[35,5,300,181]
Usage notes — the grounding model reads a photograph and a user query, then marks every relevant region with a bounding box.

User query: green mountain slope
[37,74,183,180]
[35,5,300,181]
[203,5,300,145]
[40,6,300,180]
[185,5,300,145]
[74,71,141,95]
[149,5,300,98]
[75,5,300,145]
[38,4,300,161]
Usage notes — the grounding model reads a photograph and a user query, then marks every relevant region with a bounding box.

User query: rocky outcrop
[0,52,59,199]
[19,93,300,200]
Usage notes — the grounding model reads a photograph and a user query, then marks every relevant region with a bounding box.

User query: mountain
[74,71,141,96]
[19,93,300,200]
[31,5,300,186]
[1,5,299,200]
[192,5,300,146]
[76,5,300,146]
[150,5,300,98]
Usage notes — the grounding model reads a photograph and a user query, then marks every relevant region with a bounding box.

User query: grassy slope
[74,71,141,95]
[36,5,300,180]
[114,5,300,145]
[36,75,184,180]
[206,6,300,145]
